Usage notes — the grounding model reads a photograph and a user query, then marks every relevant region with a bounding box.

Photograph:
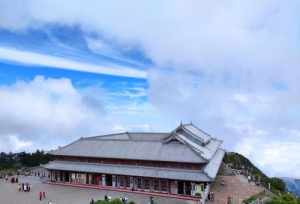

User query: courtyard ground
[0,176,196,204]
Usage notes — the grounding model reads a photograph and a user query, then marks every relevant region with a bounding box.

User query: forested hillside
[223,152,286,193]
[0,150,52,170]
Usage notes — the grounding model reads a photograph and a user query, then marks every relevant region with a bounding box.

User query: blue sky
[0,0,300,178]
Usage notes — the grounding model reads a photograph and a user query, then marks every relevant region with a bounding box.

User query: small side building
[44,123,225,203]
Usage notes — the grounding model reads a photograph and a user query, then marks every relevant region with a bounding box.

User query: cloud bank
[0,76,107,151]
[1,0,300,76]
[0,0,300,177]
[148,70,300,178]
[0,76,161,152]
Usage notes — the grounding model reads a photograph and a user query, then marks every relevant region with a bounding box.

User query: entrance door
[65,172,70,182]
[60,172,63,182]
[178,181,184,195]
[106,175,113,186]
[185,182,192,195]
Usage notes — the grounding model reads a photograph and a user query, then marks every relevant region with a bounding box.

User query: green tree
[269,177,286,192]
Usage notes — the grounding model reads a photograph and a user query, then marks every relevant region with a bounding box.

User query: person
[104,194,108,201]
[90,198,95,204]
[39,191,43,201]
[227,196,232,204]
[149,196,154,204]
[43,192,46,199]
[18,184,21,192]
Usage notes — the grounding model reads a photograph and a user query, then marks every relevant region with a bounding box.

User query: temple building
[44,123,225,202]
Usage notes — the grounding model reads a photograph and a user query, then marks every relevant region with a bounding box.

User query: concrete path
[0,176,196,204]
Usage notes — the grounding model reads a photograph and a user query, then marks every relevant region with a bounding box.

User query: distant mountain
[282,177,300,197]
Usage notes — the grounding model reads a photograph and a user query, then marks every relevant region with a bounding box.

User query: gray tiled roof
[51,138,207,163]
[50,123,224,178]
[204,148,226,179]
[43,161,212,182]
[173,133,222,160]
[182,124,212,145]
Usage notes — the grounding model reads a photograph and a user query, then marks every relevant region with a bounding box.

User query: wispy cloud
[0,47,147,79]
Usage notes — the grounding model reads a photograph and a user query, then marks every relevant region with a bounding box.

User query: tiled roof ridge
[83,138,166,143]
[183,124,212,138]
[82,132,171,141]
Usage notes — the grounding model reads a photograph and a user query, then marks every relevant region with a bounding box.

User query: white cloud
[235,128,300,178]
[85,37,117,56]
[0,47,146,79]
[11,135,33,151]
[0,134,33,152]
[0,76,164,152]
[1,0,300,80]
[0,76,108,150]
[147,70,300,177]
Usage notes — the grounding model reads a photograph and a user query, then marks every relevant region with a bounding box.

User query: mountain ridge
[223,152,285,193]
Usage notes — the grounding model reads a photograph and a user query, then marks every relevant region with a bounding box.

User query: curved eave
[203,148,226,180]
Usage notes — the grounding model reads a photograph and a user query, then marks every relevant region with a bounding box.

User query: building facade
[44,123,225,202]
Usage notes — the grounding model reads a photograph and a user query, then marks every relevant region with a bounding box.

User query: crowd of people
[18,183,31,192]
[39,191,47,201]
[1,173,54,203]
[2,175,19,183]
[208,191,215,201]
[2,174,139,204]
[10,176,19,183]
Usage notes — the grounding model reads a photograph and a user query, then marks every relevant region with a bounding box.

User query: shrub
[110,199,123,204]
[95,198,135,204]
[269,178,286,193]
[95,201,109,204]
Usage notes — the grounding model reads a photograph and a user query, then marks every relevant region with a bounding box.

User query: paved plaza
[207,176,264,204]
[0,176,196,204]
